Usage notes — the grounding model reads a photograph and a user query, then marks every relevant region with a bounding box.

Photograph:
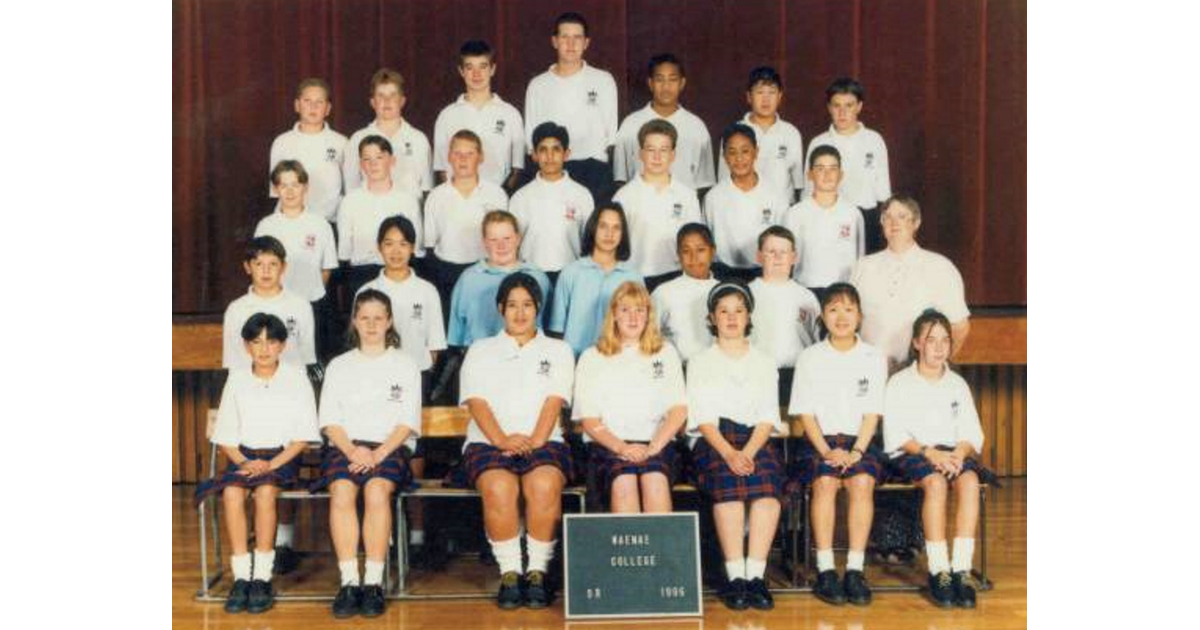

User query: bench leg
[975,485,992,590]
[395,493,409,595]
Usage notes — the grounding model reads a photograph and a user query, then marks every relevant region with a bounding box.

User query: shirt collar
[498,328,545,356]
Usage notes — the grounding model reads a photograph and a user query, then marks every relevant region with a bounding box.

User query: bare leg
[920,473,949,542]
[476,469,521,541]
[328,480,361,562]
[609,474,642,513]
[223,486,249,556]
[712,501,747,561]
[252,484,280,552]
[845,474,876,553]
[362,478,397,562]
[639,472,673,513]
[747,497,782,561]
[953,471,981,540]
[522,466,565,542]
[810,476,840,551]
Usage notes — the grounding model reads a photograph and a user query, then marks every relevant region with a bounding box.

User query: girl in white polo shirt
[789,282,888,607]
[314,289,422,619]
[574,281,687,513]
[651,223,718,364]
[884,309,991,609]
[455,272,575,609]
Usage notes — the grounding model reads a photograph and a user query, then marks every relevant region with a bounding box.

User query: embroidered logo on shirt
[537,360,551,376]
[856,377,870,397]
[389,384,404,402]
[404,141,413,156]
[305,234,317,249]
[285,316,298,336]
[951,400,960,418]
[777,145,788,159]
[864,152,875,168]
[411,304,423,321]
[652,360,665,379]
[762,208,773,225]
[494,119,506,134]
[587,90,598,105]
[326,147,338,162]
[565,205,577,221]
[797,310,809,323]
[839,224,852,239]
[672,202,683,219]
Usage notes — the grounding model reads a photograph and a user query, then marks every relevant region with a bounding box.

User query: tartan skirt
[791,434,887,485]
[193,446,300,506]
[691,418,785,504]
[890,446,999,487]
[589,441,677,498]
[309,440,415,492]
[445,441,574,489]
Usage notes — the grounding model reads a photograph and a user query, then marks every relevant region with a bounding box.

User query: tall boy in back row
[268,78,347,226]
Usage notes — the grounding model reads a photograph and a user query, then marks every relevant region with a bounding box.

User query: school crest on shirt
[776,145,788,159]
[494,119,506,135]
[404,141,414,156]
[950,400,960,418]
[411,304,423,321]
[389,384,404,402]
[537,359,551,376]
[652,360,665,379]
[285,316,298,336]
[587,90,598,106]
[671,202,683,219]
[761,208,774,225]
[856,377,870,397]
[325,147,338,162]
[839,224,852,240]
[864,152,875,169]
[564,205,577,221]
[305,234,317,250]
[797,309,809,324]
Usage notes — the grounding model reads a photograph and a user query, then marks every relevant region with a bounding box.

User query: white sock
[410,529,425,546]
[252,550,275,581]
[526,535,557,573]
[925,540,950,575]
[951,537,975,573]
[363,559,385,586]
[745,558,767,580]
[231,553,252,581]
[846,550,865,572]
[275,523,294,548]
[339,559,361,587]
[490,536,523,575]
[724,558,746,581]
[816,549,835,573]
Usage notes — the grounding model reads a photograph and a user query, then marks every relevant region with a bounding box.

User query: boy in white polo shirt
[613,119,702,291]
[783,145,865,298]
[805,77,891,253]
[718,67,805,204]
[268,78,348,225]
[344,68,432,197]
[651,223,718,364]
[433,40,525,193]
[614,53,715,193]
[747,226,821,405]
[222,236,317,373]
[524,12,619,202]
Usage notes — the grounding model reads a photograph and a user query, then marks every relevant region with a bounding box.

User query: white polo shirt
[782,196,865,288]
[804,123,891,209]
[573,344,686,442]
[509,172,595,272]
[254,208,338,301]
[850,244,971,365]
[788,338,888,437]
[433,94,525,185]
[652,274,717,363]
[524,62,619,162]
[459,330,575,446]
[344,119,433,194]
[423,179,509,265]
[337,185,423,265]
[213,364,321,449]
[268,123,349,222]
[222,287,317,369]
[613,103,716,188]
[613,176,702,277]
[704,177,789,268]
[358,270,448,371]
[748,278,821,368]
[686,344,783,433]
[319,347,423,447]
[718,113,805,202]
[883,363,984,456]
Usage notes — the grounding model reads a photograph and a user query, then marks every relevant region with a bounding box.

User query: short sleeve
[288,367,321,443]
[318,362,345,429]
[424,284,448,352]
[432,108,450,173]
[548,343,575,405]
[612,121,635,181]
[458,341,485,405]
[212,376,241,447]
[685,357,720,429]
[936,261,971,324]
[549,266,573,334]
[297,302,317,365]
[754,359,784,432]
[787,351,817,416]
[872,137,891,203]
[509,110,526,170]
[695,130,716,189]
[571,351,601,421]
[662,347,688,409]
[882,375,914,454]
[398,359,423,436]
[864,351,888,415]
[422,194,440,251]
[320,220,339,270]
[956,378,985,453]
[789,130,805,191]
[221,306,242,370]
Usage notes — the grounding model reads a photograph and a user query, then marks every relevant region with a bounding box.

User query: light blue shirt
[447,260,552,347]
[549,256,644,356]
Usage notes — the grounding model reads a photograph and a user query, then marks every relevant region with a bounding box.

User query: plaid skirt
[691,418,785,504]
[890,447,1000,487]
[589,442,677,498]
[445,441,574,489]
[193,446,300,506]
[791,434,886,485]
[309,440,415,492]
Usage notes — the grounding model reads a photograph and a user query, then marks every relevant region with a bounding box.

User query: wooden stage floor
[172,479,1026,629]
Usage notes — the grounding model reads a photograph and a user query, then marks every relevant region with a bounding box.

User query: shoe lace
[937,572,953,588]
[501,572,520,587]
[956,572,977,589]
[526,571,544,587]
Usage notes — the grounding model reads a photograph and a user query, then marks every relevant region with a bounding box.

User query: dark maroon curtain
[173,0,1025,313]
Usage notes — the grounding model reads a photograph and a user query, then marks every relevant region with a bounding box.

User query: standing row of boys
[204,10,982,620]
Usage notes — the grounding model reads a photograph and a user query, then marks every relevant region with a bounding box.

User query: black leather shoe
[496,571,522,610]
[928,571,955,608]
[273,546,300,575]
[746,577,774,610]
[246,579,274,614]
[953,571,977,608]
[844,570,872,606]
[224,579,250,613]
[360,584,386,617]
[331,585,361,618]
[524,570,551,608]
[813,570,845,605]
[720,578,750,611]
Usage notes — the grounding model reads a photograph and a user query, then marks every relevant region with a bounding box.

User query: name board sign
[563,513,702,619]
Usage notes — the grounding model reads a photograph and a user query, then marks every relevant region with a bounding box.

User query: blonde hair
[595,282,664,356]
[370,68,405,95]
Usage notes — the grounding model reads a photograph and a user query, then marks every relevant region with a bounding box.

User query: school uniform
[573,344,687,497]
[524,62,619,199]
[788,338,889,483]
[651,274,717,364]
[312,347,423,491]
[446,261,552,348]
[357,270,447,372]
[344,119,433,194]
[254,208,338,302]
[422,179,509,313]
[718,113,805,203]
[804,123,891,252]
[269,123,349,223]
[612,176,702,281]
[686,344,785,503]
[850,244,971,365]
[613,103,715,189]
[194,364,321,504]
[433,94,524,186]
[509,172,595,273]
[703,176,789,277]
[222,287,317,370]
[782,196,865,290]
[338,185,424,265]
[549,257,643,357]
[453,330,576,487]
[748,278,821,403]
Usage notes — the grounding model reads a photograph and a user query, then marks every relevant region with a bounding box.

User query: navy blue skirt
[589,441,677,499]
[193,446,300,506]
[691,418,785,504]
[309,440,415,492]
[445,441,574,489]
[890,446,999,486]
[791,434,886,485]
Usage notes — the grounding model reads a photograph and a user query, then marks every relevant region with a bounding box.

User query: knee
[753,497,782,515]
[222,487,246,506]
[812,476,839,497]
[329,485,357,511]
[254,485,279,503]
[610,476,639,504]
[363,487,392,512]
[526,477,562,506]
[955,471,980,495]
[923,474,948,498]
[482,480,518,508]
[846,474,875,497]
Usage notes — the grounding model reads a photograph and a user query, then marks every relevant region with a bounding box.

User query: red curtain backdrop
[173,0,1026,313]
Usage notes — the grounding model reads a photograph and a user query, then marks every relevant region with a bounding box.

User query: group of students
[200,8,985,620]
